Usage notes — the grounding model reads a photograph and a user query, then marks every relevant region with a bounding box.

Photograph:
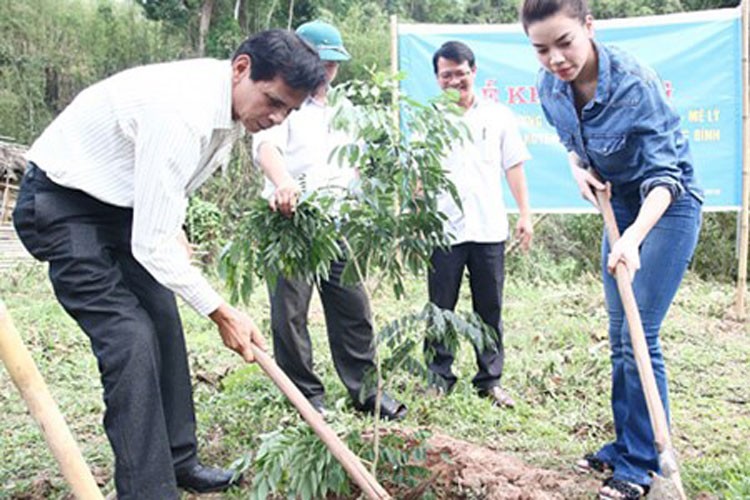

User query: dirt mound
[407,431,599,499]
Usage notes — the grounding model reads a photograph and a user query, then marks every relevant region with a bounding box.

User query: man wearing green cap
[253,20,407,420]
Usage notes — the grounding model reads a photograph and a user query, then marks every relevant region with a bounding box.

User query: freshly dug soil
[386,430,600,499]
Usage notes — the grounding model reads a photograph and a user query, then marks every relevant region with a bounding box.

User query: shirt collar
[463,93,482,115]
[307,94,328,108]
[550,66,568,95]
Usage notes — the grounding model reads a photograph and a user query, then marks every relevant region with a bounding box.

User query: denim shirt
[538,41,703,204]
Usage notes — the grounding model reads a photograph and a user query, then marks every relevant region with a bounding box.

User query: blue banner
[399,8,743,211]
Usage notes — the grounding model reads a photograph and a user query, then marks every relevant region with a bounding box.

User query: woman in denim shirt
[521,1,702,499]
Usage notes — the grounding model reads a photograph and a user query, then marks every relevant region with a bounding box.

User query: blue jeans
[595,192,701,486]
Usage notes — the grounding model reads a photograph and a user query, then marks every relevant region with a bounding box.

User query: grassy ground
[0,262,748,499]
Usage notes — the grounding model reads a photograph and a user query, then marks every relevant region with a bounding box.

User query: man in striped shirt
[13,30,325,499]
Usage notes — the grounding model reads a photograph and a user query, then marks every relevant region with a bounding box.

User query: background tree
[0,0,183,143]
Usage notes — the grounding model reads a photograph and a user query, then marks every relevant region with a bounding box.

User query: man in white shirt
[426,41,532,408]
[253,21,407,421]
[12,30,325,499]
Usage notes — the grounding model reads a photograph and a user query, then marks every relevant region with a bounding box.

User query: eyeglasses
[437,69,473,81]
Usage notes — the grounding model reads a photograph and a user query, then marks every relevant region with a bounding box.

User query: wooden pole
[1,176,11,223]
[390,14,398,78]
[0,300,103,500]
[390,14,400,129]
[737,0,750,317]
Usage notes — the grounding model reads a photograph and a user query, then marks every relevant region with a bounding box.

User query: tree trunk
[43,67,59,113]
[234,0,247,33]
[287,0,294,29]
[265,0,279,29]
[198,0,215,56]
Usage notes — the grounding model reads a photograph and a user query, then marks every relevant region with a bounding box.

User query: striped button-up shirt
[26,58,243,316]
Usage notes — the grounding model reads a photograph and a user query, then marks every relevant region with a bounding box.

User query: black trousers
[425,242,505,392]
[269,260,376,404]
[13,164,197,500]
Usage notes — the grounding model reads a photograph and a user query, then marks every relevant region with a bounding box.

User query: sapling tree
[220,70,497,496]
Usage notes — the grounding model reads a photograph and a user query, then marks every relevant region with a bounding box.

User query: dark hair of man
[432,41,476,75]
[520,0,589,33]
[232,29,326,92]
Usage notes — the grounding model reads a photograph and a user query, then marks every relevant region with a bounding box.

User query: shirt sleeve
[536,71,577,155]
[498,107,532,170]
[631,79,686,202]
[131,114,223,316]
[537,71,555,125]
[252,121,289,160]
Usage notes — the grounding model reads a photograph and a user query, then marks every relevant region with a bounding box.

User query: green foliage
[680,0,740,8]
[505,213,603,283]
[356,428,433,488]
[219,194,343,303]
[591,0,683,18]
[221,71,467,302]
[686,453,750,498]
[189,141,260,266]
[249,423,351,500]
[363,302,499,394]
[504,212,744,285]
[316,2,391,82]
[193,141,261,232]
[329,74,468,298]
[205,15,245,58]
[0,0,183,143]
[691,211,745,283]
[245,421,432,499]
[136,0,243,56]
[397,0,520,24]
[186,196,224,256]
[139,0,192,27]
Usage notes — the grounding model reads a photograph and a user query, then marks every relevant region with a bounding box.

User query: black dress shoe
[354,392,407,421]
[309,395,328,416]
[175,463,240,493]
[478,386,516,408]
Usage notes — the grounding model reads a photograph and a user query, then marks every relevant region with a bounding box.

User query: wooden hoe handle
[0,300,103,500]
[251,345,391,499]
[593,189,673,452]
[594,187,688,499]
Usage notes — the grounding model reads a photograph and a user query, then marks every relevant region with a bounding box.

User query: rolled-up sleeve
[131,114,223,316]
[252,122,288,161]
[639,175,685,202]
[632,79,686,203]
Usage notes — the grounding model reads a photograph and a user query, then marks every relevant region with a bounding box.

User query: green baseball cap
[296,20,351,62]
